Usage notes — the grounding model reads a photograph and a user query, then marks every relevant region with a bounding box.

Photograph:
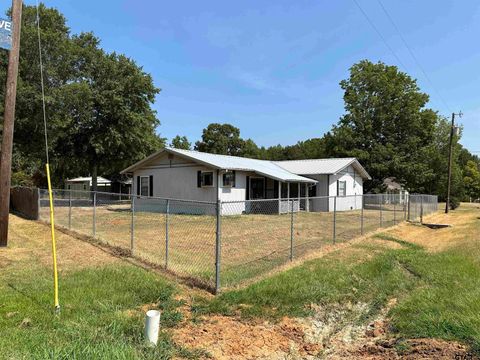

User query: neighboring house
[382,177,409,204]
[121,148,371,215]
[65,176,112,192]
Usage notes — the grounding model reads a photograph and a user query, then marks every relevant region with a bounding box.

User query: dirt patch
[173,315,322,359]
[334,338,474,359]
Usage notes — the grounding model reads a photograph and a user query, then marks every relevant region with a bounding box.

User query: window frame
[201,171,214,188]
[140,176,150,197]
[337,180,347,197]
[222,171,236,187]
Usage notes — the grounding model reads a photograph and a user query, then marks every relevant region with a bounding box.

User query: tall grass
[0,265,200,359]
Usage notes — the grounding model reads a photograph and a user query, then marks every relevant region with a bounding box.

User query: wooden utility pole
[445,111,462,214]
[0,0,23,247]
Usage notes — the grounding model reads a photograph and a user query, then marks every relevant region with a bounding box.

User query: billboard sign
[0,18,13,50]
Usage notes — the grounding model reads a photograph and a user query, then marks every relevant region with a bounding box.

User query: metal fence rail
[39,190,438,293]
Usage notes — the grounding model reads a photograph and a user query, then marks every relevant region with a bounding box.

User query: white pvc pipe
[144,310,161,346]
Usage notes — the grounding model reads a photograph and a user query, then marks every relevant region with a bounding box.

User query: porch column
[306,183,310,212]
[297,183,300,212]
[278,181,282,214]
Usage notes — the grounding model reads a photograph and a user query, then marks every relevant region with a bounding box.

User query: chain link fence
[39,190,438,292]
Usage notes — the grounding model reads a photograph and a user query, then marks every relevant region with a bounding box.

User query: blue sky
[5,0,480,153]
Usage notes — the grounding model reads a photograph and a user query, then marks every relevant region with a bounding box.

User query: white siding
[328,165,364,211]
[132,152,218,203]
[218,170,247,214]
[304,174,329,211]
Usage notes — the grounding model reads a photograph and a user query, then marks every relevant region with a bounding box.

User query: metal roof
[66,176,111,185]
[121,148,316,183]
[274,158,371,180]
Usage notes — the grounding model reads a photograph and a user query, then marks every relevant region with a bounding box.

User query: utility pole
[445,111,462,214]
[0,0,23,247]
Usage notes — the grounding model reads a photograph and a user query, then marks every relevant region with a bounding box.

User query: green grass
[199,206,480,352]
[0,264,202,360]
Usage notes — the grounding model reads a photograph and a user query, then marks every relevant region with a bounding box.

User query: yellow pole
[46,163,60,313]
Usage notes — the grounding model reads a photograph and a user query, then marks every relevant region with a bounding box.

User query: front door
[250,178,265,199]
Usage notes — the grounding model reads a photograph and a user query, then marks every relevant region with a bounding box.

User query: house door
[250,178,265,199]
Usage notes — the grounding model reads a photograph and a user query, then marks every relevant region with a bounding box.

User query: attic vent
[168,154,174,160]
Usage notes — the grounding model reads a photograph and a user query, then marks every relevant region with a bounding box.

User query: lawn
[0,216,204,360]
[3,203,479,358]
[196,203,480,354]
[40,200,405,289]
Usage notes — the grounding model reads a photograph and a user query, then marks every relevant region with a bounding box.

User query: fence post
[37,188,41,221]
[93,191,97,237]
[420,195,424,224]
[333,196,336,244]
[393,200,396,225]
[360,195,364,235]
[407,194,411,221]
[68,190,72,230]
[379,194,383,227]
[165,199,170,269]
[131,196,135,255]
[215,200,222,294]
[290,199,294,261]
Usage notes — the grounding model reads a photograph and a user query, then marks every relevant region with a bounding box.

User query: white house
[120,148,371,214]
[65,176,112,192]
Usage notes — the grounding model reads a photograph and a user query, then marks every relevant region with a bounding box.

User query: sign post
[0,0,23,247]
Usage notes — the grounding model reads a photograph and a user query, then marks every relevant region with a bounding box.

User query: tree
[1,4,76,185]
[1,4,164,189]
[56,32,163,191]
[170,135,191,150]
[195,123,246,156]
[326,60,437,192]
[464,160,480,200]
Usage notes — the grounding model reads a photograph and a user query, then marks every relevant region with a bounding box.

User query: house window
[337,180,346,197]
[201,171,214,187]
[140,176,150,196]
[223,171,235,187]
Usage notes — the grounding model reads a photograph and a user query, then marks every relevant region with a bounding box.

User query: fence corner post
[290,199,294,261]
[215,199,222,294]
[130,195,135,255]
[93,191,97,237]
[333,196,337,244]
[165,199,170,270]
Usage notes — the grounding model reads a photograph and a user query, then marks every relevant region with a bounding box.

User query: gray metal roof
[121,148,371,181]
[274,158,371,179]
[122,148,316,183]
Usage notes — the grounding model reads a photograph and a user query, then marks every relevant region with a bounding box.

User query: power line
[376,0,452,113]
[352,0,409,72]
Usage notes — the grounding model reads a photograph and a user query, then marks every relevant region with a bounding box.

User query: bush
[449,197,460,210]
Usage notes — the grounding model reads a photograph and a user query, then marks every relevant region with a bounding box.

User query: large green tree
[326,60,438,192]
[195,123,246,156]
[56,32,163,190]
